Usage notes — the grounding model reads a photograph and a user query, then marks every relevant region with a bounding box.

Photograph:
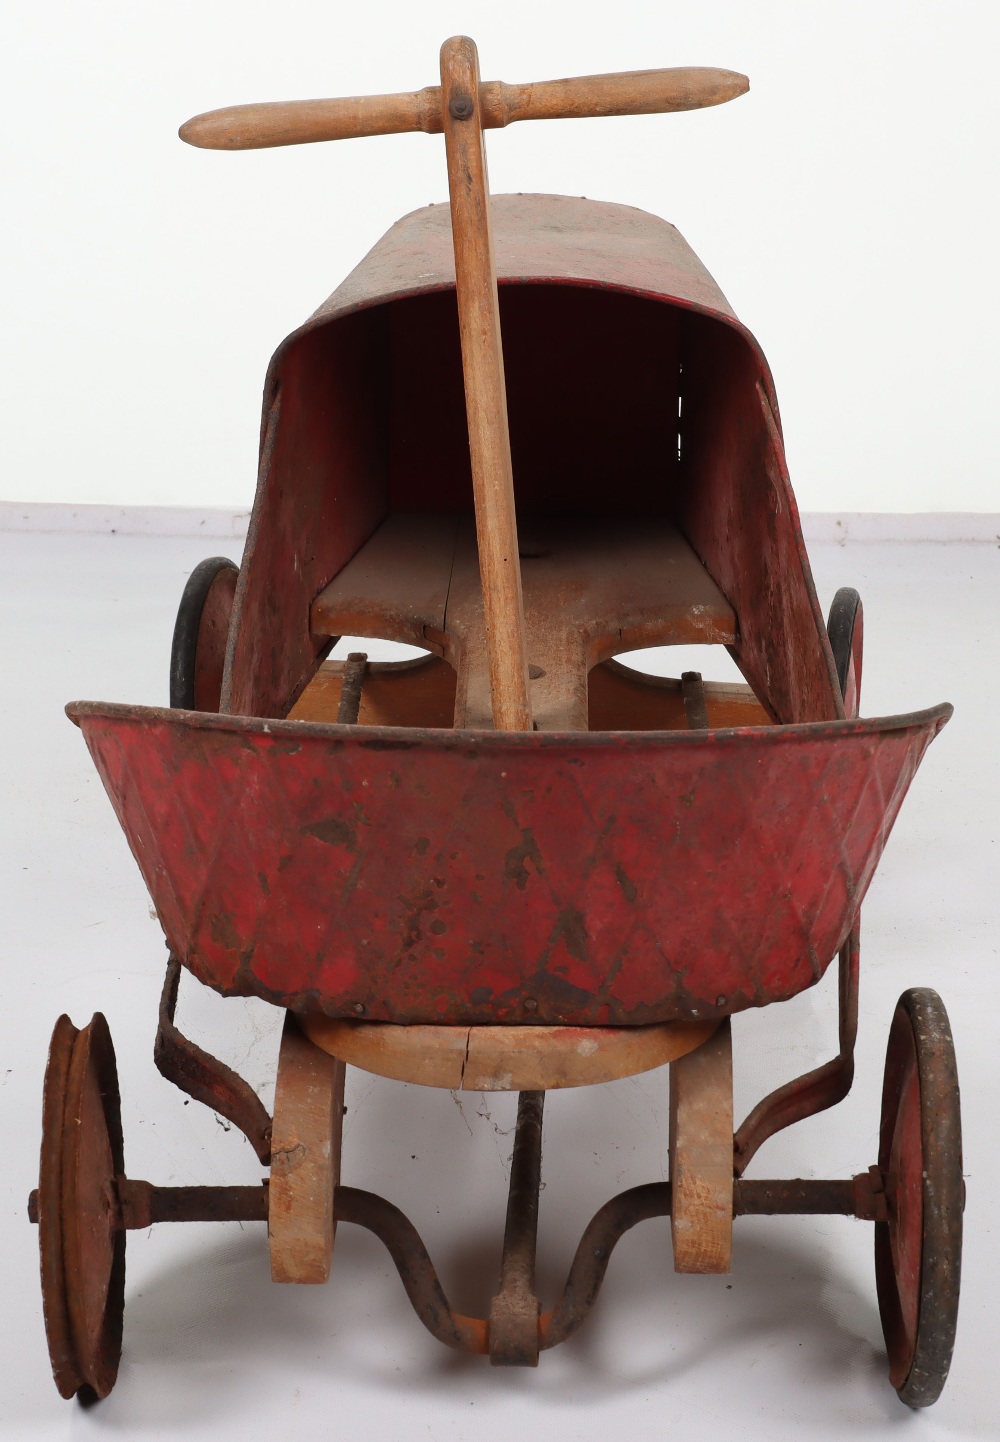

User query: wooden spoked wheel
[875,989,963,1407]
[169,555,239,711]
[37,1013,126,1400]
[827,586,863,718]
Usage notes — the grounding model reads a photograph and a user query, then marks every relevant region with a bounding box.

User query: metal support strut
[336,651,368,724]
[733,926,860,1175]
[489,1090,544,1365]
[154,954,273,1164]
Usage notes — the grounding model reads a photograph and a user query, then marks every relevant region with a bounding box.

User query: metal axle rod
[28,1169,886,1361]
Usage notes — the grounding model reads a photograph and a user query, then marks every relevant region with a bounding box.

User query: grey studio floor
[1,526,996,1442]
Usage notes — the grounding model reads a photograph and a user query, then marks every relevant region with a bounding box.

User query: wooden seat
[298,1014,718,1091]
[309,511,737,730]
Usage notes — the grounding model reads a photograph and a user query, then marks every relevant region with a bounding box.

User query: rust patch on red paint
[505,829,545,890]
[305,817,357,850]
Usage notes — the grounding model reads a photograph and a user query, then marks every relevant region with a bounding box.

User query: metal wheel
[36,1014,126,1400]
[827,586,863,717]
[169,556,238,710]
[875,988,963,1407]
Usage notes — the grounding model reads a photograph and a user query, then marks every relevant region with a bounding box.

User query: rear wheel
[875,988,963,1407]
[169,556,238,710]
[827,586,863,717]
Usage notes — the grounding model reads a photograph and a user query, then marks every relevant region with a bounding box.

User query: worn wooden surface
[310,513,736,731]
[179,63,748,150]
[269,1013,345,1284]
[440,37,531,732]
[669,1018,734,1273]
[300,1015,718,1091]
[481,66,748,125]
[308,513,457,655]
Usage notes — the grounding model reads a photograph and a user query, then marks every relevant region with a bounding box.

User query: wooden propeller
[180,39,748,733]
[179,64,749,151]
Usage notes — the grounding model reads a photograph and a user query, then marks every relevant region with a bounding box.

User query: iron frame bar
[30,1170,886,1360]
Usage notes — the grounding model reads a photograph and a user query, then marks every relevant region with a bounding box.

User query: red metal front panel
[69,702,950,1027]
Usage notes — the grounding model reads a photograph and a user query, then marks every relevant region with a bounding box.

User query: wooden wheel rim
[37,1014,125,1399]
[875,989,963,1407]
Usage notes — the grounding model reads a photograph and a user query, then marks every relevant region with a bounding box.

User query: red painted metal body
[69,701,949,1026]
[69,193,950,1028]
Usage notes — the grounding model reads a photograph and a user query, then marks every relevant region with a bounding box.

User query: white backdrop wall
[3,1,997,513]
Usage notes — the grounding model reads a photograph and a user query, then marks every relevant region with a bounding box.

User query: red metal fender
[68,701,950,1027]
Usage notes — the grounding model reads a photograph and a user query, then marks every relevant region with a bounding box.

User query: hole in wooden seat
[588,652,772,731]
[615,643,746,685]
[329,636,431,664]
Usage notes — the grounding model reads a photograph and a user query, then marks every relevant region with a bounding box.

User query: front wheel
[875,988,963,1407]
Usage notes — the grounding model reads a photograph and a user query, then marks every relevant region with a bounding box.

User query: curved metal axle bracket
[733,928,860,1177]
[154,955,273,1164]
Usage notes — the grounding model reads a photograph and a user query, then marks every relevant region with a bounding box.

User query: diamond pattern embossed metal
[69,701,949,1027]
